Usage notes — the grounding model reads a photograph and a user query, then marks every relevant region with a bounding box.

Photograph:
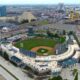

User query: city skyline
[0,0,79,5]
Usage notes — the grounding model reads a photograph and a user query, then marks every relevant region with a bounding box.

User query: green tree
[54,33,59,38]
[47,30,54,38]
[74,72,78,80]
[68,31,73,35]
[73,69,77,76]
[3,52,9,60]
[63,30,66,35]
[49,76,63,80]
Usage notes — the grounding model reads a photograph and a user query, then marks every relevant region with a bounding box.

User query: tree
[68,31,73,35]
[20,19,29,24]
[72,69,77,76]
[49,76,63,80]
[3,52,9,60]
[47,30,54,38]
[54,33,59,38]
[74,72,78,80]
[63,30,66,35]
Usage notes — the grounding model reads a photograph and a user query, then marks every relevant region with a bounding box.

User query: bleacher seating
[10,56,22,65]
[20,48,36,58]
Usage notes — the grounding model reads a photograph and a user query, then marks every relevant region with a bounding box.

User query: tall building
[28,27,34,36]
[57,3,65,13]
[0,6,7,16]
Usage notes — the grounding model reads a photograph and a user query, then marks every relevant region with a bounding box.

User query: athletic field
[14,37,65,55]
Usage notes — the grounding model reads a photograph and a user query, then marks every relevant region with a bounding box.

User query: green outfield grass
[29,20,49,26]
[14,37,65,51]
[15,38,56,50]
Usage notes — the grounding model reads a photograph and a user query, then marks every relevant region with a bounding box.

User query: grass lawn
[49,76,63,80]
[28,20,49,26]
[15,38,57,50]
[15,37,65,50]
[59,37,66,43]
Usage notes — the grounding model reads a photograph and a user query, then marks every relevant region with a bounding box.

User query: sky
[0,0,79,5]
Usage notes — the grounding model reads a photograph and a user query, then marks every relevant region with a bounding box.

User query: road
[0,67,15,80]
[0,56,33,80]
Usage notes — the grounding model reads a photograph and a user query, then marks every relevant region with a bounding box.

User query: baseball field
[14,37,65,56]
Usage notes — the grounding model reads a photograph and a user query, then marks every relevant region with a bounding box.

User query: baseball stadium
[0,33,80,75]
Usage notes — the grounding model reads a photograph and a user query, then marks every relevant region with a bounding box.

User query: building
[28,27,34,36]
[57,3,65,13]
[0,11,37,23]
[0,35,80,75]
[0,6,7,16]
[18,12,37,23]
[0,16,16,22]
[2,27,10,32]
